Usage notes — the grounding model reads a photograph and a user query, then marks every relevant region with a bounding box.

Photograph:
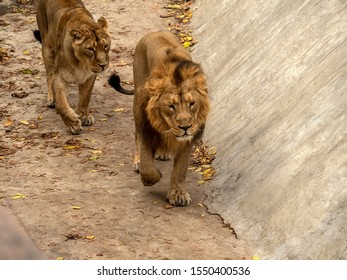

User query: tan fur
[132,31,210,206]
[36,0,111,134]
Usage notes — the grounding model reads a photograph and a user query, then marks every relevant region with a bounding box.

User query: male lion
[35,0,111,134]
[108,31,210,206]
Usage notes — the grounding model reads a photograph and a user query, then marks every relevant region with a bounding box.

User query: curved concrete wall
[192,0,346,259]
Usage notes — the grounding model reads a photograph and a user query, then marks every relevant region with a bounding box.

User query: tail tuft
[108,74,134,95]
[33,30,42,43]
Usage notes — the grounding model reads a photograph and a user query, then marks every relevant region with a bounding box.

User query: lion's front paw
[67,118,83,135]
[166,189,192,206]
[81,114,95,126]
[140,168,162,186]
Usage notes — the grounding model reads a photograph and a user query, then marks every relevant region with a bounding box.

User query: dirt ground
[0,0,249,260]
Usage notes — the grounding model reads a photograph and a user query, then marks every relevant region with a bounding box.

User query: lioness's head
[70,17,111,73]
[145,60,210,141]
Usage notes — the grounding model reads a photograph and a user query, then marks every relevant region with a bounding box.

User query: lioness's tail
[108,74,134,95]
[33,30,42,43]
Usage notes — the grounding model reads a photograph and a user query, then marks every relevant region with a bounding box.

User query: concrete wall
[192,0,346,259]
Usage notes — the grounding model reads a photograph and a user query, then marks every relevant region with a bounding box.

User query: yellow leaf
[113,108,125,113]
[23,50,30,55]
[37,115,43,120]
[92,150,103,155]
[89,155,99,161]
[56,257,64,260]
[99,118,108,122]
[4,119,13,126]
[197,203,205,208]
[89,169,98,173]
[252,256,260,260]
[197,180,205,185]
[84,235,95,240]
[63,145,79,150]
[165,4,181,9]
[183,41,191,49]
[12,193,26,199]
[20,120,29,125]
[72,206,82,210]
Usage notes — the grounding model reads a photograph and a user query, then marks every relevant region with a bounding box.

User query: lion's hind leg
[41,43,55,108]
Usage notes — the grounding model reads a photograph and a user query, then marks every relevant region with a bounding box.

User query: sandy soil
[0,0,249,260]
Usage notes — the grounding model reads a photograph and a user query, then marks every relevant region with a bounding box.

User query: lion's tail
[33,30,42,43]
[108,74,134,95]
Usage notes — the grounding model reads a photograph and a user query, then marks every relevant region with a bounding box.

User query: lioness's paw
[67,119,82,135]
[140,169,162,186]
[81,115,95,126]
[133,160,140,173]
[166,189,192,206]
[47,100,55,108]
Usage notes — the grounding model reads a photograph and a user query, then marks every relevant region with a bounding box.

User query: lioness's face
[148,78,209,142]
[71,19,111,74]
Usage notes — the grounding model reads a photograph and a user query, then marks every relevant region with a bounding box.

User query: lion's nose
[98,63,107,70]
[178,125,192,132]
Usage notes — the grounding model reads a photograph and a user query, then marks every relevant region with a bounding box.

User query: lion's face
[146,62,210,142]
[70,17,111,74]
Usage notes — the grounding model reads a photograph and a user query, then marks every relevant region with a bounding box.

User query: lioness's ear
[71,29,84,44]
[97,16,108,32]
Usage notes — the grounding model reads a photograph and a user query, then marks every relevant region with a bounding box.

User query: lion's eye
[104,44,110,50]
[168,104,175,110]
[189,101,196,108]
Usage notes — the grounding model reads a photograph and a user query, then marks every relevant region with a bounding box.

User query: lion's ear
[97,16,108,32]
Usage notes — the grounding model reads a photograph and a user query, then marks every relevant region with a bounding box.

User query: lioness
[109,31,210,206]
[35,0,111,134]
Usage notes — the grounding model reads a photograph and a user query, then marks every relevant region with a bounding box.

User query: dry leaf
[12,193,26,199]
[20,120,29,125]
[4,119,13,126]
[84,235,95,240]
[252,256,260,260]
[56,257,64,260]
[163,203,174,209]
[72,206,82,210]
[183,41,191,49]
[63,145,80,150]
[114,108,125,113]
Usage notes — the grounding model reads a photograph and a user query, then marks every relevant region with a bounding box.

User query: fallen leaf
[165,4,181,9]
[252,256,260,260]
[163,203,174,209]
[56,257,64,260]
[23,50,30,55]
[84,235,95,240]
[12,193,26,199]
[113,108,125,113]
[20,120,29,125]
[72,206,82,210]
[4,119,13,126]
[197,180,205,185]
[89,155,99,161]
[63,145,80,150]
[183,41,191,48]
